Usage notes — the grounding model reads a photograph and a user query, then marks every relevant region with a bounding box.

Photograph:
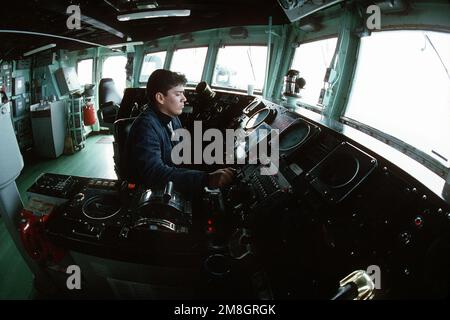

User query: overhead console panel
[277,0,345,22]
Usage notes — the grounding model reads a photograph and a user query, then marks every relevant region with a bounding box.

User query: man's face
[157,85,187,117]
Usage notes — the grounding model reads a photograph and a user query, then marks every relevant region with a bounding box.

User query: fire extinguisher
[83,100,97,126]
[19,210,65,265]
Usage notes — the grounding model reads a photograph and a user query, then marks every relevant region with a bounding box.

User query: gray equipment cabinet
[67,95,86,151]
[30,100,66,158]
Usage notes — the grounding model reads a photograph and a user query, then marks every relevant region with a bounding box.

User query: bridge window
[102,55,127,97]
[170,47,208,84]
[212,45,267,92]
[77,59,93,87]
[291,37,337,107]
[139,51,167,83]
[344,30,450,168]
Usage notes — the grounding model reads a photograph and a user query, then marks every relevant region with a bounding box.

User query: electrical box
[12,76,25,95]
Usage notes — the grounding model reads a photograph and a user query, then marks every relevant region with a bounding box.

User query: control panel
[23,92,450,299]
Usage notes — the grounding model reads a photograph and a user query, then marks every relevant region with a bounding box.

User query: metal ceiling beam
[80,14,126,39]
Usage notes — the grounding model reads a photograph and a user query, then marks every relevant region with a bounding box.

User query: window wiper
[247,48,256,82]
[423,34,450,80]
[423,33,449,164]
[431,150,448,163]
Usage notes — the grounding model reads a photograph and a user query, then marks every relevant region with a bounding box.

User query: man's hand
[207,168,236,189]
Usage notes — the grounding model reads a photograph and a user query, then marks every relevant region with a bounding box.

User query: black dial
[245,108,276,130]
[279,121,311,151]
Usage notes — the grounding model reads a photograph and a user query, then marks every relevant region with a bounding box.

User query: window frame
[138,50,167,85]
[101,54,128,96]
[210,43,269,94]
[339,29,450,179]
[169,45,209,85]
[76,58,94,88]
[290,35,339,113]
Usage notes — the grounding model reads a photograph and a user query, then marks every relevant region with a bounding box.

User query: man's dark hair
[146,69,187,106]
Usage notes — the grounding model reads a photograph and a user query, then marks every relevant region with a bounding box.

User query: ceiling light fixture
[117,9,190,21]
[107,41,144,48]
[23,43,56,56]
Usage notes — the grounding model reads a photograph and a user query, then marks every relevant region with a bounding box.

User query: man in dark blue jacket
[128,69,234,195]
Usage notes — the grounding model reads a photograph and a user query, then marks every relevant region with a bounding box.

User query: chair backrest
[117,88,147,121]
[98,78,122,129]
[98,78,122,107]
[113,117,136,181]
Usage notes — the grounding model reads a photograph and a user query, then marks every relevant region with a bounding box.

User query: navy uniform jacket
[127,106,207,195]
